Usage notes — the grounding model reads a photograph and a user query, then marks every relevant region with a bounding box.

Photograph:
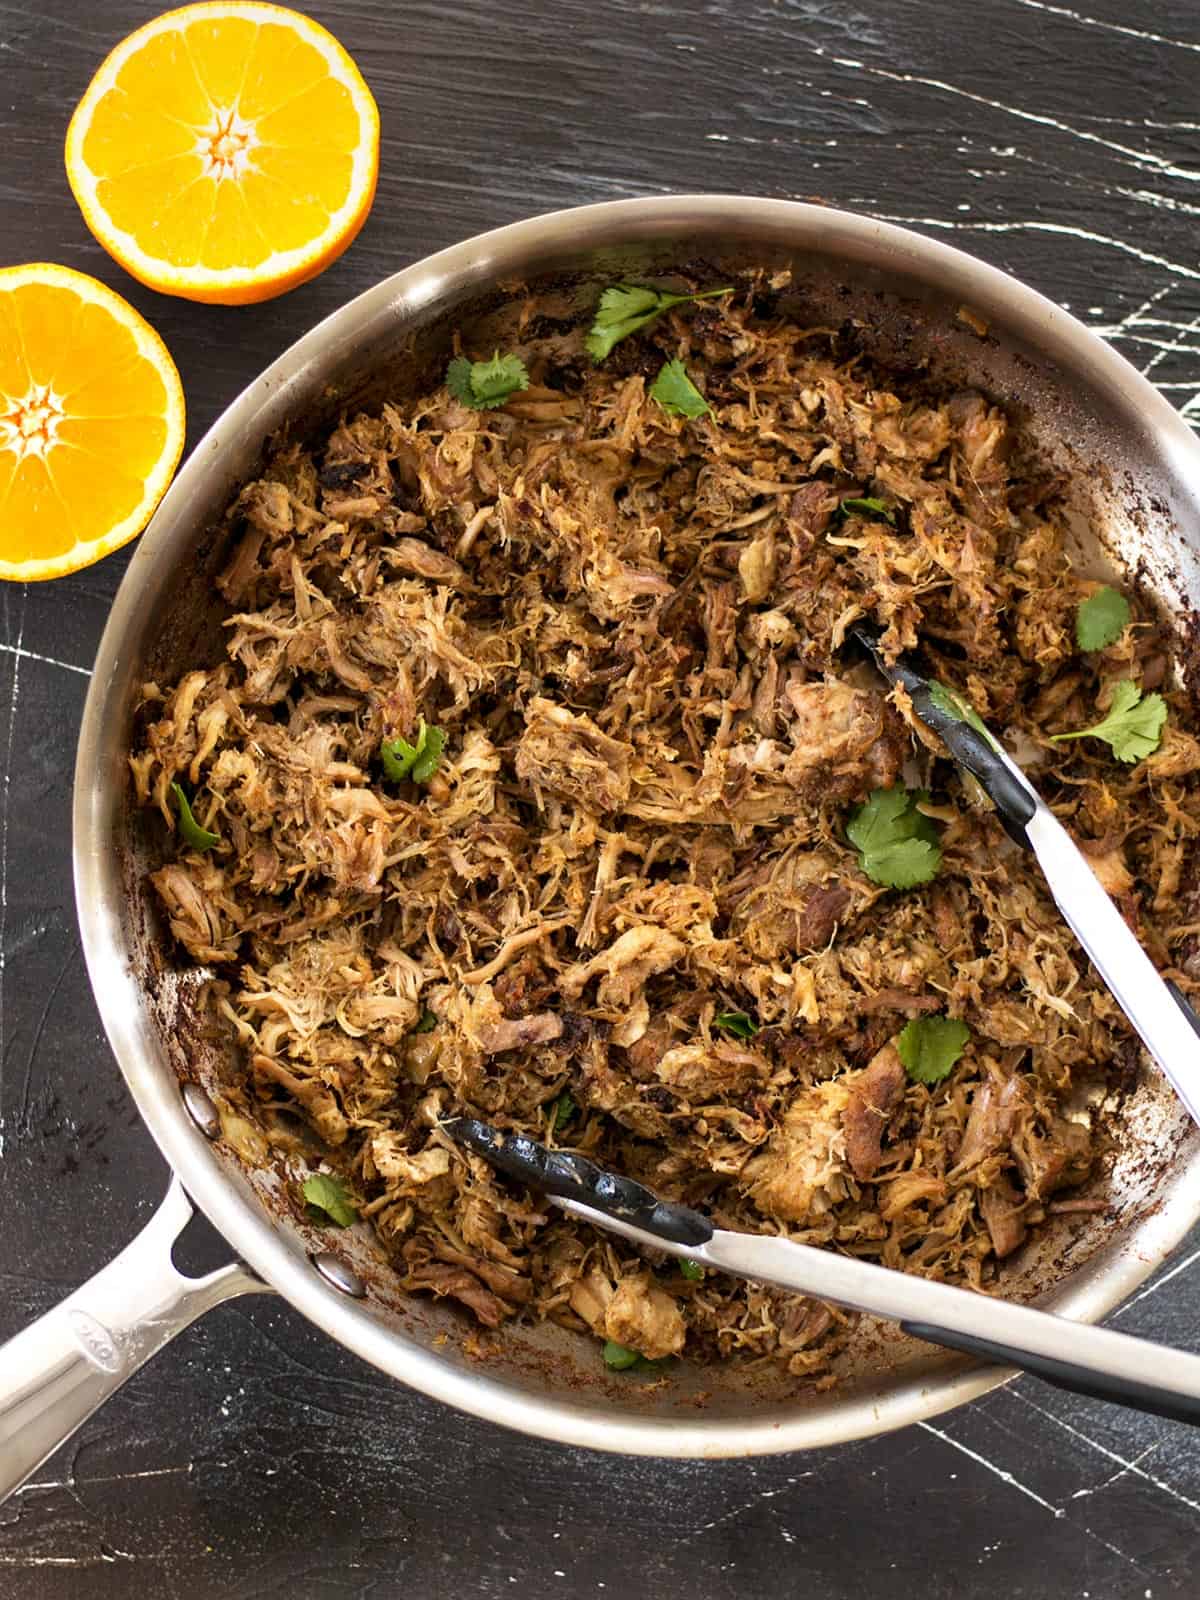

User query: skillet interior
[79,200,1200,1454]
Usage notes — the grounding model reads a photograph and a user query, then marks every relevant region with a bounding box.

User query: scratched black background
[3,0,1200,1594]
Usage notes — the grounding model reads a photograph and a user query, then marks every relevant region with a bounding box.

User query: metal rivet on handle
[311,1252,366,1298]
[181,1081,221,1139]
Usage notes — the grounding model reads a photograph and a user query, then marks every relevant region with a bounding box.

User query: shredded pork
[130,277,1200,1375]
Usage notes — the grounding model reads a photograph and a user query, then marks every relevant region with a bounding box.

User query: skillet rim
[73,193,1200,1457]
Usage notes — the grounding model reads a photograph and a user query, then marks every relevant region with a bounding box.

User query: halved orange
[0,264,185,581]
[65,3,380,305]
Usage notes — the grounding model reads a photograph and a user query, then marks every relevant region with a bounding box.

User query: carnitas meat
[130,278,1198,1374]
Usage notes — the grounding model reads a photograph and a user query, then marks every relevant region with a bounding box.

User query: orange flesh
[0,268,184,576]
[67,6,379,300]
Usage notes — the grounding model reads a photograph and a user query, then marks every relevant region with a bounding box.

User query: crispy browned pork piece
[130,279,1200,1376]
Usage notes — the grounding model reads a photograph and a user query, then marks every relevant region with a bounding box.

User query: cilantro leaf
[603,1339,642,1370]
[410,725,446,783]
[171,782,219,851]
[602,1339,672,1373]
[679,1259,704,1281]
[835,496,896,526]
[927,680,997,749]
[650,359,709,419]
[445,355,476,405]
[302,1172,358,1227]
[412,1008,437,1034]
[1050,679,1167,764]
[584,283,733,362]
[466,352,529,408]
[897,1015,970,1086]
[446,350,529,410]
[713,1010,759,1039]
[381,720,447,784]
[845,787,942,889]
[1076,586,1131,652]
[552,1090,576,1132]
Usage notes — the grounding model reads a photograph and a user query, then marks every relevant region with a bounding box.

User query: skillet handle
[0,1178,269,1504]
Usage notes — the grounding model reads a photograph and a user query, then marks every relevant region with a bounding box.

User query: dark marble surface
[3,1,1200,1594]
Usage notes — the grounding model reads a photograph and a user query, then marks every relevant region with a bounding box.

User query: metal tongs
[849,622,1200,1126]
[441,640,1200,1426]
[443,1116,1200,1426]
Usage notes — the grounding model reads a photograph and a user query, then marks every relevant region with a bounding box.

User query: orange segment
[239,23,329,119]
[0,265,185,581]
[64,3,380,305]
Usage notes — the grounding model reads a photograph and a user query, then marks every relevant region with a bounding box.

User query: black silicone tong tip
[441,1117,714,1247]
[849,622,1036,845]
[1167,979,1200,1040]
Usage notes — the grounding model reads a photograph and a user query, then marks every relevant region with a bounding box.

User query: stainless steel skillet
[3,195,1200,1498]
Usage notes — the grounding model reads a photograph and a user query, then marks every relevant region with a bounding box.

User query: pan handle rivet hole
[310,1251,367,1298]
[181,1082,221,1140]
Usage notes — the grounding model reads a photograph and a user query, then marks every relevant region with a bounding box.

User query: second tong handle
[442,1119,1200,1430]
[557,1196,1200,1429]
